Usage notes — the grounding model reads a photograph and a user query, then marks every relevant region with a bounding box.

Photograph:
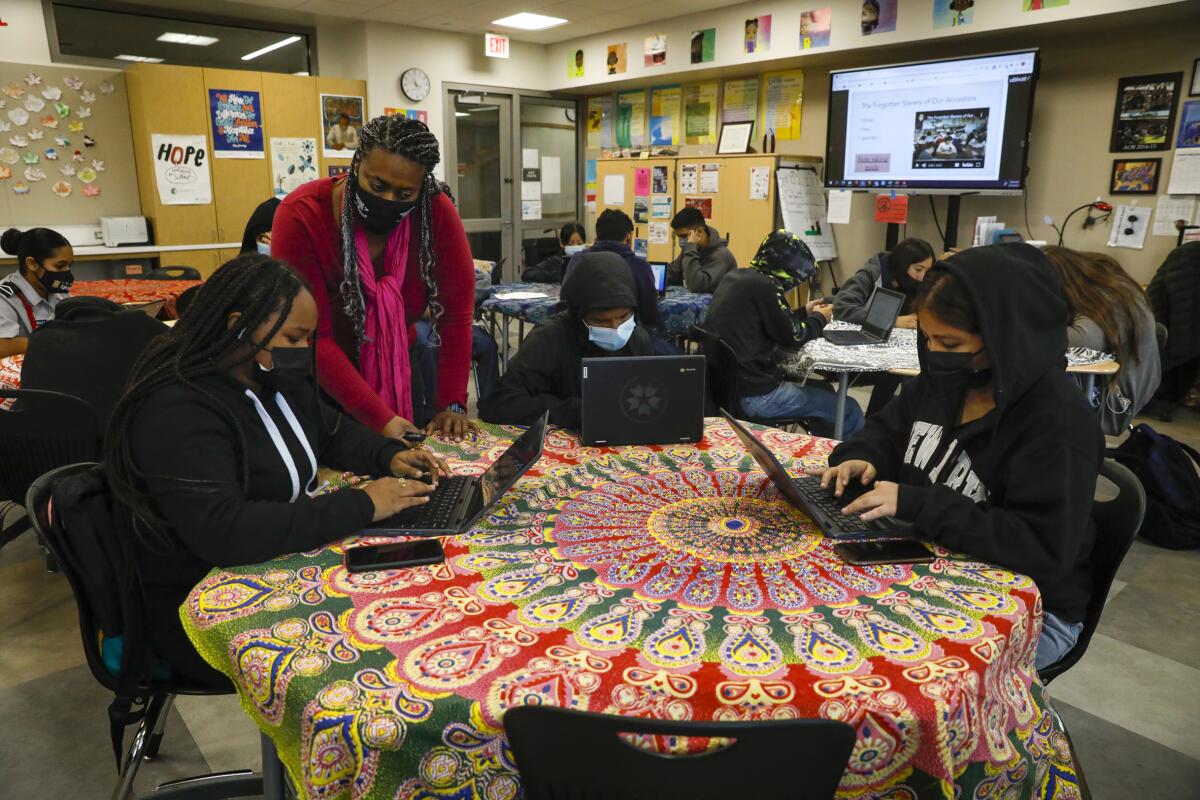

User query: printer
[100,216,149,248]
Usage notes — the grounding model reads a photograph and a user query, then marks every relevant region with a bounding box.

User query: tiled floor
[1,377,1197,797]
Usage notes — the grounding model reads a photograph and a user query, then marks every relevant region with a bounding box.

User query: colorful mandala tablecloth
[72,278,201,319]
[182,420,1081,800]
[481,282,712,338]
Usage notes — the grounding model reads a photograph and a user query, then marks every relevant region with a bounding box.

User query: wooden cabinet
[595,158,677,265]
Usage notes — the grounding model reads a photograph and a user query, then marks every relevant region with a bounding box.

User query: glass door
[444,92,513,278]
[518,98,580,276]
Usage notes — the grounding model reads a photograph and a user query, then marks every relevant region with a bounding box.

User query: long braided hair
[106,254,308,546]
[339,115,452,347]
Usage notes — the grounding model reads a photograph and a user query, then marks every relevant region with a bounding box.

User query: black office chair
[0,389,101,562]
[505,706,855,800]
[145,266,202,280]
[692,326,821,435]
[1038,459,1146,684]
[27,463,285,800]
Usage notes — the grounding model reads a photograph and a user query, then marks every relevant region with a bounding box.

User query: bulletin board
[0,61,140,226]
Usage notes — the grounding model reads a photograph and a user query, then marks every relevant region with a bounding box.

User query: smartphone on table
[835,539,934,566]
[345,539,445,572]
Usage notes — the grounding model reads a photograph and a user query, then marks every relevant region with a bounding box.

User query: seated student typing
[667,206,737,293]
[106,254,448,687]
[706,231,864,438]
[0,227,75,358]
[479,251,653,429]
[812,245,1103,670]
[522,222,585,283]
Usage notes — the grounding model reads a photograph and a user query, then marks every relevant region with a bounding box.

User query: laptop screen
[650,263,667,292]
[479,412,548,506]
[719,410,807,510]
[862,287,905,339]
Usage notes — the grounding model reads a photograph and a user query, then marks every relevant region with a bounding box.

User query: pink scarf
[354,217,413,421]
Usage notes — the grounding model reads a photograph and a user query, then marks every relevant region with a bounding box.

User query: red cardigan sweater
[272,177,474,431]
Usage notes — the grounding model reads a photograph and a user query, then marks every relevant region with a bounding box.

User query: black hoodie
[829,244,1104,623]
[479,251,653,428]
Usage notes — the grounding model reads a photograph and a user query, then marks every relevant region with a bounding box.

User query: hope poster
[152,133,212,205]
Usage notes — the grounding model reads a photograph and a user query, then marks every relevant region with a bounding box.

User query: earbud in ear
[237,328,246,341]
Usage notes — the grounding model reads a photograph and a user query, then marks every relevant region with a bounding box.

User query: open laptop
[582,356,705,446]
[823,286,905,346]
[720,409,910,540]
[650,263,667,296]
[362,412,548,536]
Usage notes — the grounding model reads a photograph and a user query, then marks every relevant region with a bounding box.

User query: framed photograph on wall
[717,121,754,154]
[1110,158,1162,194]
[1191,58,1200,96]
[1109,72,1183,152]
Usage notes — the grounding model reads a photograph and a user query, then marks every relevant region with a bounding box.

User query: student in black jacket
[106,255,447,686]
[706,231,863,437]
[812,244,1104,670]
[521,222,586,283]
[567,209,660,329]
[479,251,653,429]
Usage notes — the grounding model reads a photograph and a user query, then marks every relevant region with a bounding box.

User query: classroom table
[0,354,22,410]
[71,278,202,319]
[481,282,712,369]
[780,322,1119,441]
[182,419,1081,800]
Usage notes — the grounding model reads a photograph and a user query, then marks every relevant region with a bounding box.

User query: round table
[183,420,1080,800]
[72,278,201,319]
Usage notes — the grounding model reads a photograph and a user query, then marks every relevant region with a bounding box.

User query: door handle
[503,177,513,184]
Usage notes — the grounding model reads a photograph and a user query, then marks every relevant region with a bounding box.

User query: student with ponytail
[271,115,476,438]
[0,226,74,357]
[108,254,447,685]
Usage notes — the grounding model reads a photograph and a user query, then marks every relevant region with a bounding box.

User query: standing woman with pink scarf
[272,116,476,439]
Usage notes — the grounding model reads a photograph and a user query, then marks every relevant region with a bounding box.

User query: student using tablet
[834,237,934,329]
[106,254,447,686]
[706,231,863,438]
[479,251,653,429]
[667,206,737,293]
[0,227,75,358]
[813,245,1104,670]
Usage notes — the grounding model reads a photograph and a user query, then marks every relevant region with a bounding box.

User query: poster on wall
[1176,100,1200,147]
[933,1,974,28]
[722,78,760,124]
[684,83,718,145]
[606,43,628,76]
[649,85,682,146]
[383,107,429,125]
[744,15,771,53]
[690,29,715,64]
[320,93,365,158]
[209,89,263,159]
[644,35,668,68]
[587,96,615,150]
[1110,73,1182,153]
[328,165,350,178]
[762,70,804,141]
[1023,0,1068,10]
[151,133,211,205]
[800,8,832,48]
[568,49,585,79]
[778,162,837,259]
[861,0,898,35]
[616,90,647,148]
[270,137,318,200]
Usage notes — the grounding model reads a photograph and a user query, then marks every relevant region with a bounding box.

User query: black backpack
[1108,424,1200,550]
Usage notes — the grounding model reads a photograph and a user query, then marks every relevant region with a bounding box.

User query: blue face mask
[587,316,636,351]
[564,244,586,256]
[256,240,271,257]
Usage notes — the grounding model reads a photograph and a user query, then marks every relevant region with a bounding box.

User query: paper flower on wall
[0,165,11,180]
[76,106,92,119]
[41,86,61,101]
[72,150,84,162]
[55,102,70,118]
[90,159,104,172]
[13,180,30,195]
[59,163,75,177]
[24,95,45,113]
[9,134,29,148]
[80,90,96,105]
[45,147,57,160]
[68,120,84,133]
[64,76,83,91]
[24,72,42,87]
[28,128,43,141]
[54,136,69,147]
[4,82,25,99]
[82,183,100,198]
[40,114,58,129]
[0,121,9,133]
[83,135,95,147]
[21,151,38,164]
[24,167,46,182]
[77,167,97,183]
[52,180,72,197]
[8,108,29,126]
[0,147,18,165]
[99,81,114,95]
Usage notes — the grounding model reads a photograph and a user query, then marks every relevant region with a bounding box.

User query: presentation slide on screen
[830,53,1035,188]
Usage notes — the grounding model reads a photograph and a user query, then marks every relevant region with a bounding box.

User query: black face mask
[37,268,74,294]
[351,174,416,234]
[895,269,922,294]
[924,347,991,394]
[256,345,313,389]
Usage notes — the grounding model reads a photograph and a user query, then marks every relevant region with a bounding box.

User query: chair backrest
[1039,458,1146,683]
[692,326,742,416]
[146,266,201,280]
[505,706,854,800]
[174,284,201,317]
[0,389,102,505]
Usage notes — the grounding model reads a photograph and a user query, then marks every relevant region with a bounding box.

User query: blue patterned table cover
[482,283,711,339]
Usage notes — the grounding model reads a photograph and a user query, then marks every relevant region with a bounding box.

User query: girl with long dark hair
[271,115,476,439]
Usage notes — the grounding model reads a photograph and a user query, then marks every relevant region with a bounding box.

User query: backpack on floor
[1107,424,1200,550]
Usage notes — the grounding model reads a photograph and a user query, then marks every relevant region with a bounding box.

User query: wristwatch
[444,402,467,415]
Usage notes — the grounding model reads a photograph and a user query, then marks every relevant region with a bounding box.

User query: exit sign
[485,32,509,59]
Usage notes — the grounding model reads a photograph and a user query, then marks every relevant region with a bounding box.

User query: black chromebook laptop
[720,409,910,540]
[363,412,548,536]
[581,355,705,446]
[823,286,905,346]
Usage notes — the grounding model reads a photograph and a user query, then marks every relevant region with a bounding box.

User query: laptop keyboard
[792,476,888,534]
[823,329,877,346]
[379,475,470,531]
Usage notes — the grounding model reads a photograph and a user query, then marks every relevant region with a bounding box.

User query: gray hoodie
[832,253,885,324]
[667,226,737,293]
[1068,294,1162,435]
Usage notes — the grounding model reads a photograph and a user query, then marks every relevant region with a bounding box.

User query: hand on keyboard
[391,449,452,485]
[838,480,900,522]
[806,460,878,497]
